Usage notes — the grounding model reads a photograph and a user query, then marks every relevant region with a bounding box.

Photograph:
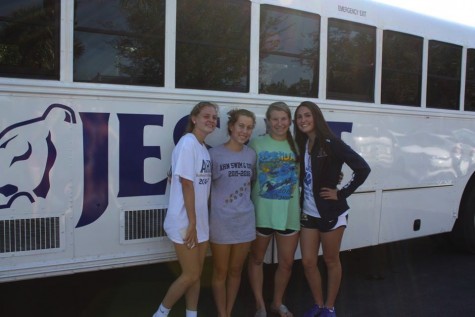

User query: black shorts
[256,227,298,237]
[300,212,348,233]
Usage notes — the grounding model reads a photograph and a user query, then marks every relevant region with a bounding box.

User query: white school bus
[1,0,475,282]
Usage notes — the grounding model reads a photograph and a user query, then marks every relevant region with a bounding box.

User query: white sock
[186,309,198,317]
[153,304,170,317]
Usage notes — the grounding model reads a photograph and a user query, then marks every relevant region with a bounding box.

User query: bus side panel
[0,96,78,280]
[0,96,192,281]
[341,192,378,251]
[0,96,270,282]
[327,109,470,246]
[379,187,457,243]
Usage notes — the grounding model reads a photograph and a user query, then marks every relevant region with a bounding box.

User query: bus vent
[0,217,60,254]
[124,208,167,240]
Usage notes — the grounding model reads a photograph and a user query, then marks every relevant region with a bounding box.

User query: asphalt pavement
[1,234,475,317]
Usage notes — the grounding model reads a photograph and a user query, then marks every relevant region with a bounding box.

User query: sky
[373,0,475,27]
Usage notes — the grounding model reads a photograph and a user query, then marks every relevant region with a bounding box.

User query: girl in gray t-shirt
[209,109,256,317]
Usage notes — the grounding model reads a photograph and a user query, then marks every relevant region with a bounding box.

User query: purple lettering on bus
[76,112,110,228]
[328,121,353,137]
[117,113,167,197]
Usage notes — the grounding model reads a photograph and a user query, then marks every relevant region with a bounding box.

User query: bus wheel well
[451,174,475,253]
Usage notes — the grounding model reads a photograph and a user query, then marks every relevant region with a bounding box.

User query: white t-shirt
[303,143,320,217]
[164,133,212,244]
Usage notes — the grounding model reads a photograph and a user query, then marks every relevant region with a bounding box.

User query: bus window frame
[381,30,423,107]
[258,4,321,98]
[426,39,463,110]
[0,0,61,80]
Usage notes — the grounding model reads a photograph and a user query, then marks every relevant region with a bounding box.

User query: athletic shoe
[254,308,266,317]
[303,304,324,317]
[320,307,336,317]
[152,307,168,317]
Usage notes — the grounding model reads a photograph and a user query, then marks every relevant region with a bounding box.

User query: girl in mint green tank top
[247,102,300,317]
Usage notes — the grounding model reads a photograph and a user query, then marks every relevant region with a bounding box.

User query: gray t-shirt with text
[209,144,256,244]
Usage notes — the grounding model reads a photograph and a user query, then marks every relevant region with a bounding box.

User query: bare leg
[271,232,299,317]
[226,242,251,317]
[184,241,209,311]
[321,227,345,308]
[300,227,324,307]
[211,243,231,317]
[248,234,272,312]
[161,241,208,310]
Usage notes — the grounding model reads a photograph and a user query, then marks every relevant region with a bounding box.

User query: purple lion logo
[0,104,76,209]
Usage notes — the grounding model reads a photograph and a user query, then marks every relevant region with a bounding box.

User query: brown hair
[226,108,256,135]
[294,101,335,157]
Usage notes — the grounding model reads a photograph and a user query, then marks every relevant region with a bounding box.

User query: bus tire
[451,185,475,254]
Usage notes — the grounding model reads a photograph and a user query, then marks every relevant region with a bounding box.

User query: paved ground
[1,234,475,317]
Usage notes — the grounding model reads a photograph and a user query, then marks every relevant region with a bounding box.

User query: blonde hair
[185,101,219,133]
[266,102,299,162]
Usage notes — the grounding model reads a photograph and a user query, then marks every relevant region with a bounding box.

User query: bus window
[427,40,462,110]
[381,30,422,107]
[327,18,375,103]
[259,5,320,98]
[465,48,475,111]
[74,0,165,86]
[175,0,250,92]
[0,0,60,80]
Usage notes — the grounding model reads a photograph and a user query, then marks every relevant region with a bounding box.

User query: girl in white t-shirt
[153,102,218,317]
